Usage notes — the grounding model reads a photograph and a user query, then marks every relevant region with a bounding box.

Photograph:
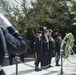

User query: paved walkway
[2,55,76,75]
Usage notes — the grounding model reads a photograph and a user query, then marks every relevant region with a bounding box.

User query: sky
[7,0,36,9]
[0,0,76,14]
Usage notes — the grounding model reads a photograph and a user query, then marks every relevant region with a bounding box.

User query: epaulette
[0,25,6,30]
[12,30,18,35]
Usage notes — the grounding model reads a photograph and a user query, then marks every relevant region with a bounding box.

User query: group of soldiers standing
[34,29,62,71]
[0,14,27,75]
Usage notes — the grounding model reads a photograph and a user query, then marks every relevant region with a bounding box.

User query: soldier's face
[57,36,61,39]
[46,32,49,36]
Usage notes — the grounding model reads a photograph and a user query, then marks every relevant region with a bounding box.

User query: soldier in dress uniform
[0,14,27,75]
[0,27,7,75]
[41,30,49,69]
[55,34,62,66]
[47,29,55,68]
[34,31,42,71]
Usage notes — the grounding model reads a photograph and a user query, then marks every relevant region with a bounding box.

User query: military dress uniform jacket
[34,36,42,54]
[55,38,62,52]
[41,35,49,53]
[48,35,55,51]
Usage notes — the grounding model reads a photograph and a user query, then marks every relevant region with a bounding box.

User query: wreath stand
[60,51,64,75]
[57,50,64,75]
[15,54,19,75]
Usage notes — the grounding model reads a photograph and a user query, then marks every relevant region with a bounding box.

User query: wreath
[61,33,74,58]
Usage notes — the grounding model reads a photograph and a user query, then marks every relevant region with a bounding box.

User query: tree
[67,0,76,37]
[26,0,71,37]
[27,0,76,37]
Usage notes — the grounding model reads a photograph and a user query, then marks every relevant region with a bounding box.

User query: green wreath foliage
[61,33,74,58]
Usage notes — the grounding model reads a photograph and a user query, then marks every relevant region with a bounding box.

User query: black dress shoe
[49,65,53,67]
[41,67,47,70]
[35,68,42,71]
[56,64,61,66]
[47,65,53,68]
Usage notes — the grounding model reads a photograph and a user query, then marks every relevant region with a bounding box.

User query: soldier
[34,31,42,71]
[55,34,62,66]
[47,29,55,68]
[41,30,49,69]
[0,13,27,75]
[0,13,27,54]
[0,27,7,75]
